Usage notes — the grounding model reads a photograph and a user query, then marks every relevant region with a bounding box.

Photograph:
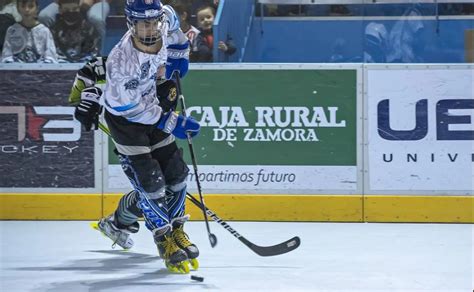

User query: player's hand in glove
[165,43,189,80]
[156,79,178,112]
[157,111,200,139]
[69,56,107,105]
[74,87,103,131]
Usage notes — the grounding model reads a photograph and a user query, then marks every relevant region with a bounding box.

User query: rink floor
[0,221,472,292]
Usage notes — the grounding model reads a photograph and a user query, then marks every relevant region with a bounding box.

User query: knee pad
[161,147,189,186]
[118,153,166,200]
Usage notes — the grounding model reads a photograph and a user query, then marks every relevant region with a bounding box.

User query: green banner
[180,69,356,165]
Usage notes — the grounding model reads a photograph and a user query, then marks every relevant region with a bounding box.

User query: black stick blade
[209,233,218,247]
[240,236,301,257]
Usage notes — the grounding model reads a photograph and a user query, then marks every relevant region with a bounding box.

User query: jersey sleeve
[163,5,180,33]
[1,27,14,63]
[103,48,163,125]
[163,5,188,46]
[42,28,58,63]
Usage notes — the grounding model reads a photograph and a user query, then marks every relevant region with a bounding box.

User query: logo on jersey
[140,61,150,80]
[168,87,177,102]
[124,79,139,90]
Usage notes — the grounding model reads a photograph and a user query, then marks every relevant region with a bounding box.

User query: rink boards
[0,63,472,223]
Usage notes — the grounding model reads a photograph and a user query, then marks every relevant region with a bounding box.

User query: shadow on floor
[16,250,215,291]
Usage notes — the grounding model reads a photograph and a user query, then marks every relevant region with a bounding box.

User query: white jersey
[1,23,58,63]
[103,5,187,125]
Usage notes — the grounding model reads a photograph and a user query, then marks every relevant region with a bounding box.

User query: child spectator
[38,0,109,40]
[192,4,235,62]
[51,0,100,62]
[173,1,200,61]
[1,0,57,63]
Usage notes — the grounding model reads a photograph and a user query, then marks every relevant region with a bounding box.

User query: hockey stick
[98,121,300,256]
[186,192,301,257]
[173,71,217,248]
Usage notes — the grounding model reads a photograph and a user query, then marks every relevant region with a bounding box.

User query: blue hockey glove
[157,111,200,139]
[74,87,102,131]
[165,43,189,80]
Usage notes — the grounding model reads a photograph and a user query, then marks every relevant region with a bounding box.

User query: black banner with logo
[0,70,95,188]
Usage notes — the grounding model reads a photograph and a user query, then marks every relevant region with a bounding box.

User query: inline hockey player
[70,0,200,274]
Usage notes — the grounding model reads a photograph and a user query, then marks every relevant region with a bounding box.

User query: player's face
[17,1,38,19]
[197,7,214,31]
[134,18,162,40]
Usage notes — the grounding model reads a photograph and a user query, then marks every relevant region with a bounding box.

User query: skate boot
[172,225,199,270]
[154,226,189,274]
[91,214,138,249]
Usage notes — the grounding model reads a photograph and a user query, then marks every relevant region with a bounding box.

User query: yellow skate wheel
[189,258,199,270]
[166,261,190,274]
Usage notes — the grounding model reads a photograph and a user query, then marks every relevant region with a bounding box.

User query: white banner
[367,68,474,191]
[108,165,357,193]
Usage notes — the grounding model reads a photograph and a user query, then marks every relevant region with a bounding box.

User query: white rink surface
[0,221,472,292]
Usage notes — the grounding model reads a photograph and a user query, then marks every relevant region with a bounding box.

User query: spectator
[364,22,389,63]
[0,0,20,51]
[188,0,218,26]
[173,1,200,61]
[38,0,109,40]
[192,4,235,62]
[0,0,21,20]
[1,0,57,63]
[387,5,426,63]
[51,0,100,62]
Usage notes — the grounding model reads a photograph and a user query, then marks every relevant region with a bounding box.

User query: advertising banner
[108,69,359,193]
[367,68,474,192]
[0,70,95,188]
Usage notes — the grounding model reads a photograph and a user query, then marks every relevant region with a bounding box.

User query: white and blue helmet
[125,0,164,46]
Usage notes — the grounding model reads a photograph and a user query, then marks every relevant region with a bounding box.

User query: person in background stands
[1,0,57,63]
[38,0,109,40]
[51,0,100,62]
[173,1,199,61]
[192,4,235,62]
[0,0,21,21]
[0,0,18,51]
